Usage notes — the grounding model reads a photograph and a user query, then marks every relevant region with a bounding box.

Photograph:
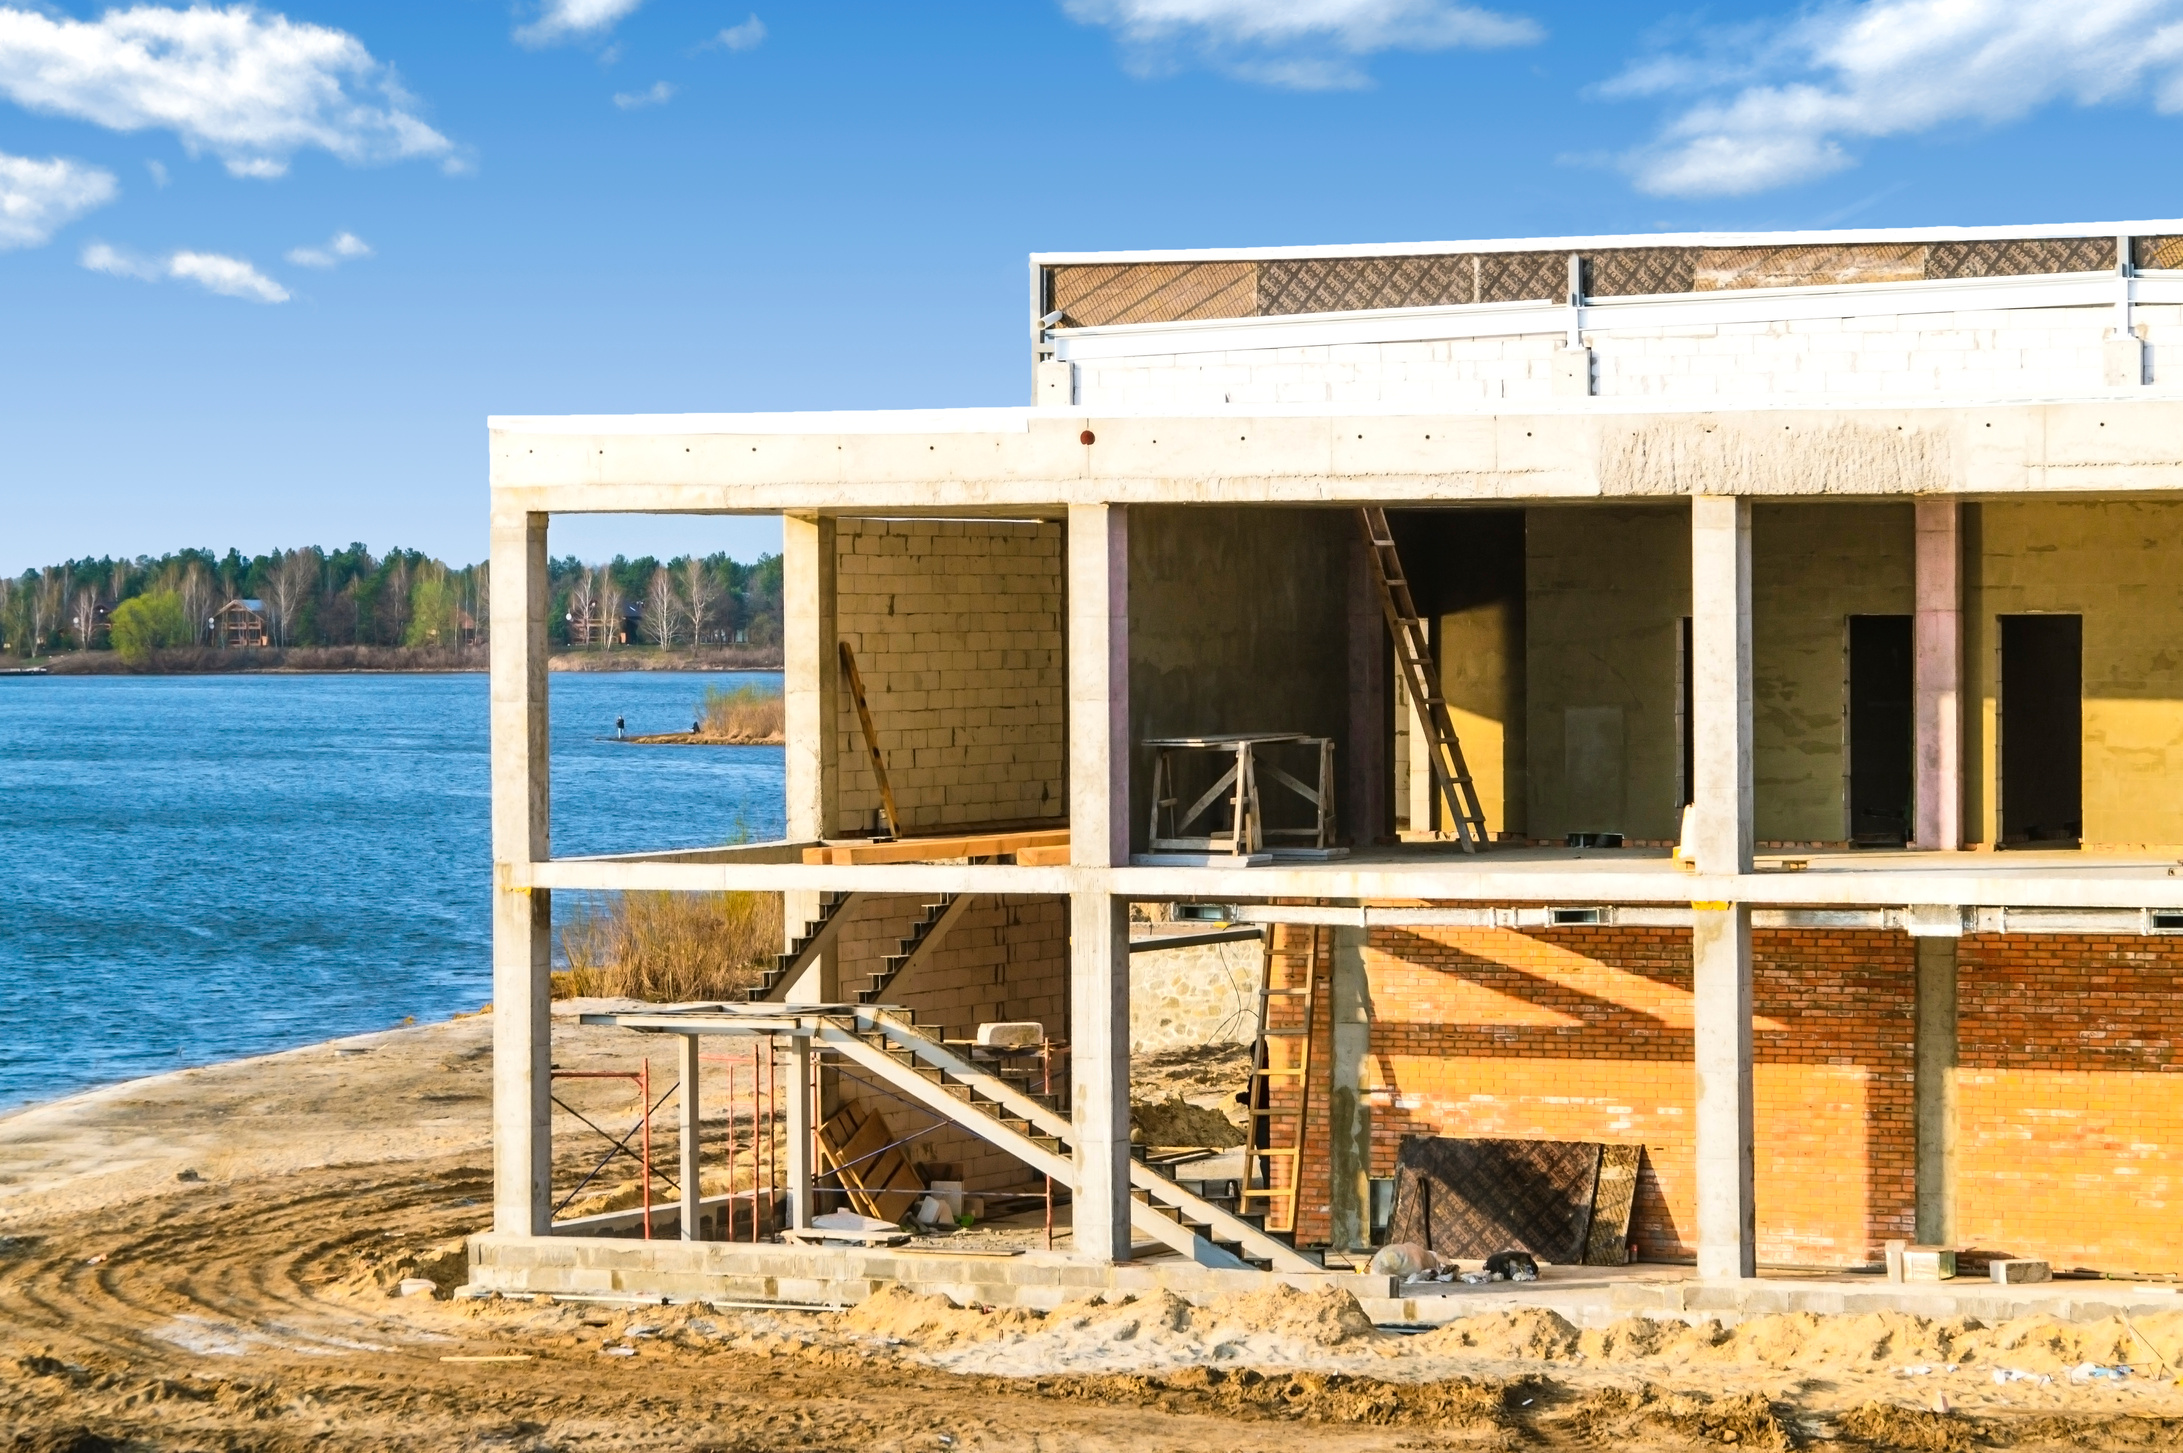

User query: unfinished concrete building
[474,221,2183,1316]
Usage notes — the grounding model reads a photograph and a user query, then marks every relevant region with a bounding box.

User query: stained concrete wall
[1524,505,1689,842]
[833,520,1065,835]
[1127,506,1355,852]
[1752,503,1916,844]
[1965,501,2183,847]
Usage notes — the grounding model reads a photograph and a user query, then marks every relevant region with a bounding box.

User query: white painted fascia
[1031,219,2183,266]
[1052,270,2183,364]
[487,407,1034,437]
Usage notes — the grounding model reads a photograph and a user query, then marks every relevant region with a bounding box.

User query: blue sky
[6,0,2183,574]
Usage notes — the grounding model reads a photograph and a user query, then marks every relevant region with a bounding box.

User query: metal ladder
[1357,506,1490,850]
[1240,924,1317,1235]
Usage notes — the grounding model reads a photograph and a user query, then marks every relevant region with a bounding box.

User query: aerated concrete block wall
[1127,506,1356,851]
[1070,304,2178,409]
[1751,502,1916,845]
[825,892,1067,1196]
[832,519,1064,836]
[1964,500,2183,847]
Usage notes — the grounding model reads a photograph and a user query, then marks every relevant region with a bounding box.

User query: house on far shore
[213,599,268,648]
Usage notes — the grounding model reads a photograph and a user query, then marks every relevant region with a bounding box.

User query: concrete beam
[1913,501,1963,850]
[1692,902,1756,1279]
[1327,925,1373,1252]
[1690,496,1754,876]
[517,854,2183,911]
[1070,892,1133,1263]
[489,400,2183,513]
[489,508,553,1237]
[1915,937,1959,1246]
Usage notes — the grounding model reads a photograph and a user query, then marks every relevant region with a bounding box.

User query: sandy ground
[4,1012,2183,1450]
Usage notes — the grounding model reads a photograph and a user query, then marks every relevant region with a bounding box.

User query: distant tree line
[0,546,781,661]
[550,553,782,651]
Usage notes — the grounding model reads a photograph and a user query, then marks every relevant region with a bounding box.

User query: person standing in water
[615,715,625,739]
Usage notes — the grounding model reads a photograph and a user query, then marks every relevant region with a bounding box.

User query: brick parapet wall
[832,520,1064,835]
[1281,924,2183,1274]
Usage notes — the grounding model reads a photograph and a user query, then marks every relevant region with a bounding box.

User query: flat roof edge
[488,407,1035,436]
[1029,219,2183,266]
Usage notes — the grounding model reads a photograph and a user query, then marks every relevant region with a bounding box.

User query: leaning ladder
[1357,506,1491,850]
[1241,923,1319,1235]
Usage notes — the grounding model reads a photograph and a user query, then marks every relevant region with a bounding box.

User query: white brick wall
[1072,303,2183,409]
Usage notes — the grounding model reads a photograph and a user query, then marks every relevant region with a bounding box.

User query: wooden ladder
[1357,506,1490,851]
[1240,924,1319,1235]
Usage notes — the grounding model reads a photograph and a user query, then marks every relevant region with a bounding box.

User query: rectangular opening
[2153,911,2183,933]
[2000,614,2083,846]
[1549,906,1605,925]
[1847,614,1913,846]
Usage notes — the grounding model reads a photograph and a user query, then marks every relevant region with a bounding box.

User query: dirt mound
[840,1286,1036,1346]
[1130,1096,1244,1147]
[1576,1314,1704,1361]
[1020,1368,1512,1427]
[1042,1290,1197,1342]
[1411,1308,1580,1360]
[1837,1400,1973,1452]
[1197,1284,1378,1347]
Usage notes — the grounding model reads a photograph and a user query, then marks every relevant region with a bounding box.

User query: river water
[0,671,784,1110]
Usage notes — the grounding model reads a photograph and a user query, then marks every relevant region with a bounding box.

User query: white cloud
[81,239,288,302]
[1610,0,2183,197]
[286,229,370,267]
[0,4,451,179]
[612,79,674,108]
[0,151,116,249]
[145,157,168,186]
[517,0,645,47]
[716,14,765,51]
[1064,0,1541,88]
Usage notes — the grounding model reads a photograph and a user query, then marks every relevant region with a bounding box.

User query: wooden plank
[838,640,901,838]
[806,827,1068,865]
[1014,844,1071,866]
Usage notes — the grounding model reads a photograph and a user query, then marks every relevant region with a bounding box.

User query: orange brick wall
[826,893,1067,1197]
[1287,925,1919,1267]
[1955,934,2183,1274]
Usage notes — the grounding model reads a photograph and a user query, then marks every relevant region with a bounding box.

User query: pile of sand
[841,1286,1041,1347]
[1411,1307,1582,1360]
[1129,1096,1244,1148]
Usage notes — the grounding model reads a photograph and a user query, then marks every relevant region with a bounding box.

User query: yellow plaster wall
[1964,500,2183,847]
[1752,503,1915,844]
[1440,596,1527,838]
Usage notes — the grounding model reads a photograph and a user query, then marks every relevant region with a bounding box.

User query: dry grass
[700,683,785,742]
[553,890,782,1002]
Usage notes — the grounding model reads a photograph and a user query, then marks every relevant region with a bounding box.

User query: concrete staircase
[815,1006,1320,1273]
[856,895,974,1005]
[747,892,862,1003]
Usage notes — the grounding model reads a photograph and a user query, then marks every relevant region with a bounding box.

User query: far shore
[8,645,783,676]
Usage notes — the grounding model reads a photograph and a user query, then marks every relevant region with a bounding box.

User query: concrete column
[1344,527,1388,845]
[1912,501,1962,850]
[679,1033,703,1241]
[1327,925,1374,1251]
[489,507,552,1237]
[1069,892,1133,1262]
[782,1035,814,1230]
[1914,937,1959,1246]
[1692,902,1755,1279]
[1690,496,1753,875]
[781,515,837,1189]
[1067,503,1129,867]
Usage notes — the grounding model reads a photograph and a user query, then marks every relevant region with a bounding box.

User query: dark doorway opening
[1847,615,1913,845]
[2000,614,2083,846]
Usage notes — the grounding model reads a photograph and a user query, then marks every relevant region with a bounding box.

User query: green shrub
[108,591,190,664]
